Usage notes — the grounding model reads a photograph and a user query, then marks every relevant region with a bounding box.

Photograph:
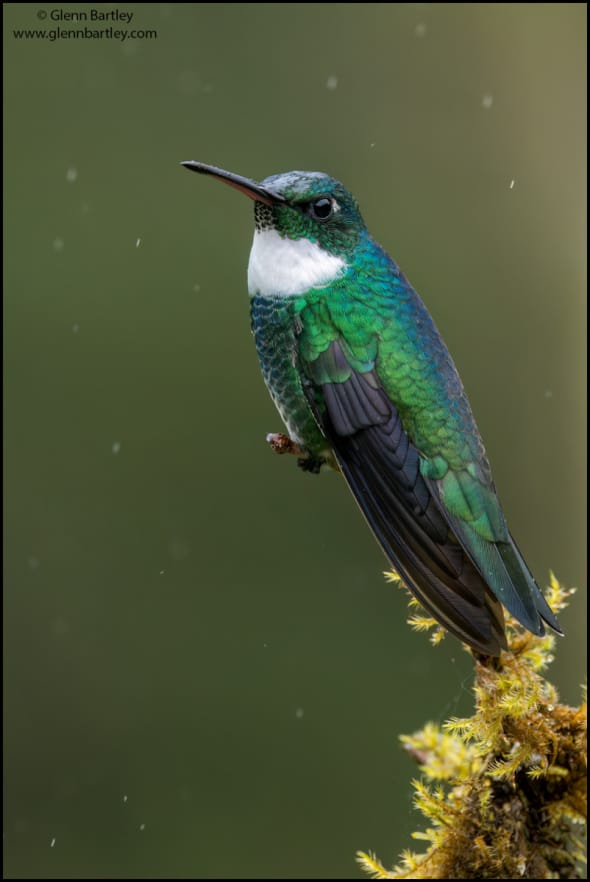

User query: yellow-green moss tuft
[358,574,586,879]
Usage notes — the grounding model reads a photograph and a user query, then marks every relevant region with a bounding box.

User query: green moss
[358,575,587,879]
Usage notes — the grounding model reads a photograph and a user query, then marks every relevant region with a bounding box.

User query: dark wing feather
[306,341,508,655]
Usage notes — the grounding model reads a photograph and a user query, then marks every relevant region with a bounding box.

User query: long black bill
[181,161,285,206]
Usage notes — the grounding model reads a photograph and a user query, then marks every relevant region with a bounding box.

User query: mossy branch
[357,574,587,879]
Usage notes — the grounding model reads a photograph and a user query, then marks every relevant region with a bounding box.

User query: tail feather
[332,428,508,655]
[503,536,563,634]
[437,505,562,638]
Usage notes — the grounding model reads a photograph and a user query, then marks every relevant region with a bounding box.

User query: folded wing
[302,339,560,655]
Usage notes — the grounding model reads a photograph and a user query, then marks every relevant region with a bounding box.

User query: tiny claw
[266,433,304,457]
[266,433,327,475]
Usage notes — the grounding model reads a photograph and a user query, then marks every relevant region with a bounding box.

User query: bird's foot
[265,433,325,475]
[266,432,304,457]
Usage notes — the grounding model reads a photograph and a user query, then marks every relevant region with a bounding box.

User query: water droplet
[482,94,494,109]
[112,442,121,455]
[326,75,338,90]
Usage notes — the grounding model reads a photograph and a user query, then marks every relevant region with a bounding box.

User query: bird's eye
[309,197,333,221]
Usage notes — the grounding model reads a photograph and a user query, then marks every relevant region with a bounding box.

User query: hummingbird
[182,160,562,656]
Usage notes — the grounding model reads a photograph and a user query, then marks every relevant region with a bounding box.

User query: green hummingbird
[182,160,562,656]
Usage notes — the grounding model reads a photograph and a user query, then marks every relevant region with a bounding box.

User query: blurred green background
[3,3,586,879]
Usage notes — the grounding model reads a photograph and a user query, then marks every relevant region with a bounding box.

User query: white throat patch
[247,229,346,297]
